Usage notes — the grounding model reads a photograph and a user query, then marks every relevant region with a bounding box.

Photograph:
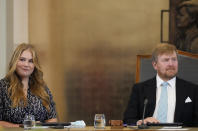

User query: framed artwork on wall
[161,9,170,43]
[169,0,198,54]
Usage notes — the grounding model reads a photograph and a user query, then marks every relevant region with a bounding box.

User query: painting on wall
[169,0,198,54]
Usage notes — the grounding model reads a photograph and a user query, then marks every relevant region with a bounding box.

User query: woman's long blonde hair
[5,43,50,111]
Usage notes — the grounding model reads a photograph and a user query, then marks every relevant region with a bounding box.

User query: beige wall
[0,0,7,78]
[29,0,66,121]
[29,0,169,124]
[13,0,28,47]
[0,0,28,78]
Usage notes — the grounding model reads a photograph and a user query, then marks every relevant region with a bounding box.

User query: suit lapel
[144,77,157,117]
[174,78,185,122]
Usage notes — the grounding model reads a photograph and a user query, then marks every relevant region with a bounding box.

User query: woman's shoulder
[43,85,51,93]
[43,85,54,98]
[0,78,9,86]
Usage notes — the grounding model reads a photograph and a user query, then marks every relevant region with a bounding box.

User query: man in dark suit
[123,43,198,126]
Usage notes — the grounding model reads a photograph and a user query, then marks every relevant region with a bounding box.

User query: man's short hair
[152,43,178,62]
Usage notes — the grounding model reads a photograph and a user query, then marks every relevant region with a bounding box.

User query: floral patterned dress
[0,78,57,124]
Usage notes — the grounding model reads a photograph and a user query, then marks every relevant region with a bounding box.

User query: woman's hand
[45,118,58,123]
[0,121,20,127]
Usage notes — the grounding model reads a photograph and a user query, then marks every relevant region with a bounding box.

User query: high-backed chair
[136,50,198,84]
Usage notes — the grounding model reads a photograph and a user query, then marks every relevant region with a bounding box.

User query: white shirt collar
[156,74,176,88]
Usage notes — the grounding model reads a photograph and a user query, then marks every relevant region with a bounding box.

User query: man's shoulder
[176,77,198,87]
[135,77,156,87]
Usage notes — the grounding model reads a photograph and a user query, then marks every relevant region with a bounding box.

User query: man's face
[152,52,178,81]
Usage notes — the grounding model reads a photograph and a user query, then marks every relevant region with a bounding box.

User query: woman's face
[16,49,35,79]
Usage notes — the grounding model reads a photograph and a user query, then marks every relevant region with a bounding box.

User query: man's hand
[136,117,159,125]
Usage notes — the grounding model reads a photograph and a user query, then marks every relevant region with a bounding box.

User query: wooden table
[0,126,197,131]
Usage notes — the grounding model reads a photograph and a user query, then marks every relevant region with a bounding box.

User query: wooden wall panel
[29,0,169,124]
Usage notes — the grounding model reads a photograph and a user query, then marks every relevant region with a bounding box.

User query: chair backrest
[136,50,198,84]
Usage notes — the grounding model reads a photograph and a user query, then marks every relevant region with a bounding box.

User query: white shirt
[153,74,176,123]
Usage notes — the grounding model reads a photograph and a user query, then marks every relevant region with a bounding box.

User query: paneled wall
[0,0,28,78]
[29,0,169,125]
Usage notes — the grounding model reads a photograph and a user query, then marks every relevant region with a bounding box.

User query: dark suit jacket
[123,77,198,126]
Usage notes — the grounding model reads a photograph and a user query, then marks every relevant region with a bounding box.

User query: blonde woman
[0,43,57,127]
